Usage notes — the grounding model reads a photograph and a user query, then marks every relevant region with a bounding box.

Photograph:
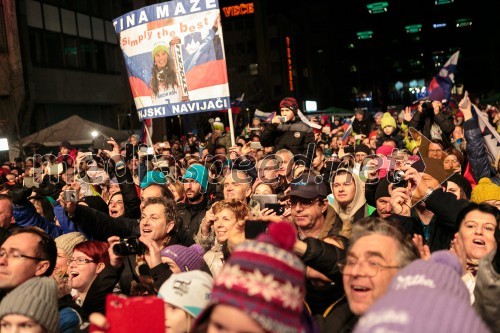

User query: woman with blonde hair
[204,200,249,275]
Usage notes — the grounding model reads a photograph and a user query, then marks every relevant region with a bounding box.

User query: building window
[25,1,120,73]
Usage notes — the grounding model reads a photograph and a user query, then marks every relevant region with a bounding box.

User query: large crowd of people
[0,94,498,332]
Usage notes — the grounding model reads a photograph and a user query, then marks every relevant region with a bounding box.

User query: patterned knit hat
[55,232,88,257]
[471,177,500,204]
[354,251,489,333]
[0,277,59,333]
[381,112,397,129]
[194,222,306,333]
[160,244,206,272]
[158,270,213,318]
[279,97,299,114]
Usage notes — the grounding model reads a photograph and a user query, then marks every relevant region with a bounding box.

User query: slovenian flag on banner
[114,0,231,120]
[427,50,460,102]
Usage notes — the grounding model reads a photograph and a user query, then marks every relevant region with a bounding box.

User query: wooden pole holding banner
[227,107,236,146]
[143,120,159,166]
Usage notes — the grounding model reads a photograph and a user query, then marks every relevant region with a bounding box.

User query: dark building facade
[1,0,498,149]
[283,0,499,112]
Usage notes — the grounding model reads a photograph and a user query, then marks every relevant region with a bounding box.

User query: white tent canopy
[20,115,129,147]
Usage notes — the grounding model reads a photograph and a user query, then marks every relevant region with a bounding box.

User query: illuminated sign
[305,101,317,112]
[222,3,254,17]
[435,0,453,5]
[433,23,447,28]
[286,36,294,92]
[456,18,472,27]
[356,31,373,40]
[366,2,389,14]
[405,24,422,33]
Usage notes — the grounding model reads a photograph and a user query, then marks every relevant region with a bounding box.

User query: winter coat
[352,117,373,137]
[260,119,314,157]
[14,202,62,238]
[408,110,454,148]
[301,238,356,333]
[464,118,500,185]
[417,189,469,252]
[473,249,500,333]
[376,127,405,149]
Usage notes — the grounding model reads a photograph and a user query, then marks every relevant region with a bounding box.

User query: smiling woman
[67,241,110,319]
[204,200,250,276]
[454,203,500,303]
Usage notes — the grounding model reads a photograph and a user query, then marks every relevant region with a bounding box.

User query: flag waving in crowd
[427,50,460,102]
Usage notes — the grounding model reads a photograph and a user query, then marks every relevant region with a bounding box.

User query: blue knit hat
[140,170,167,189]
[182,164,209,192]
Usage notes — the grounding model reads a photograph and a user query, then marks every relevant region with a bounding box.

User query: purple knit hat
[160,244,205,272]
[354,251,489,333]
[194,222,306,333]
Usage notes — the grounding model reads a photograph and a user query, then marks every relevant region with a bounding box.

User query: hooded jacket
[331,170,370,239]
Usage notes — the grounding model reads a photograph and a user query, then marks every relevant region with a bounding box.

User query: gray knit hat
[0,277,59,333]
[55,232,87,257]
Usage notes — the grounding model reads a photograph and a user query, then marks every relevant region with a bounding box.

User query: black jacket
[414,189,468,252]
[179,198,209,242]
[115,255,173,296]
[115,164,141,219]
[408,110,454,148]
[352,117,373,137]
[71,205,193,246]
[260,119,314,157]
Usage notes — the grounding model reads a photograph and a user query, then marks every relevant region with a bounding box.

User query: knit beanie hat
[355,144,371,155]
[140,170,167,189]
[353,251,489,333]
[279,97,299,114]
[447,173,473,199]
[375,178,391,200]
[381,112,397,129]
[55,232,88,257]
[376,145,394,157]
[194,222,306,333]
[160,244,206,272]
[0,277,59,333]
[182,164,209,192]
[158,270,213,318]
[374,112,384,120]
[152,42,170,60]
[471,177,500,204]
[211,117,225,131]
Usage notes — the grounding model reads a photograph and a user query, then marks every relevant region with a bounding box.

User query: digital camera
[112,237,145,256]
